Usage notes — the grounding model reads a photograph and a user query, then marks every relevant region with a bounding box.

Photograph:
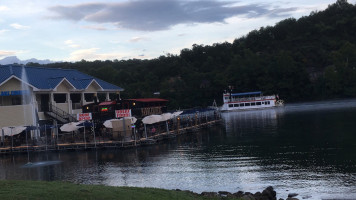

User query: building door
[40,94,50,112]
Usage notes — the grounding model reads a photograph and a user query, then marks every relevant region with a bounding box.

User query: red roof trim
[99,101,116,105]
[125,98,168,102]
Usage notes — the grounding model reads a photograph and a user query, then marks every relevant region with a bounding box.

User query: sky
[0,0,354,62]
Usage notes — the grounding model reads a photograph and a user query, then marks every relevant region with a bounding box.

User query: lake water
[1,100,356,199]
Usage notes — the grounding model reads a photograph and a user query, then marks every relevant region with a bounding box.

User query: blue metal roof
[0,65,123,91]
[231,91,262,96]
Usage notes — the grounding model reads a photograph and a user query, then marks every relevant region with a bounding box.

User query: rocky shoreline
[176,186,301,200]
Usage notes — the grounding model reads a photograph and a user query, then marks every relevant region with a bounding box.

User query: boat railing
[230,95,276,102]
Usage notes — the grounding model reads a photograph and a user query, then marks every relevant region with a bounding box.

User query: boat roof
[231,91,262,96]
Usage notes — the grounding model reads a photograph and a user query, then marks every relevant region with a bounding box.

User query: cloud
[68,48,123,61]
[81,25,107,31]
[49,0,297,31]
[0,50,16,57]
[129,36,147,43]
[0,29,9,34]
[10,23,30,30]
[0,6,9,11]
[65,40,80,48]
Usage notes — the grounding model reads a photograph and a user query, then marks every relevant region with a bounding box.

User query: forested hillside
[31,0,356,109]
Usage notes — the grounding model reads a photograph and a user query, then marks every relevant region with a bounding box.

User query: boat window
[251,102,256,106]
[256,102,261,105]
[234,104,239,107]
[228,104,233,107]
[240,103,244,107]
[245,103,251,106]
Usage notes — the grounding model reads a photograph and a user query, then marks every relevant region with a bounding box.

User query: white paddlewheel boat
[220,91,284,112]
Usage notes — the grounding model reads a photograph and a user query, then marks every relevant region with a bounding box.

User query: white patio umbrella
[103,119,118,128]
[172,111,183,117]
[142,115,162,124]
[125,117,137,124]
[1,126,26,137]
[160,113,173,121]
[60,122,82,132]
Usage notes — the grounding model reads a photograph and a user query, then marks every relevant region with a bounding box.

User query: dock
[0,112,221,154]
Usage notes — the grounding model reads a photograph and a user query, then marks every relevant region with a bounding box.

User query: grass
[0,180,231,200]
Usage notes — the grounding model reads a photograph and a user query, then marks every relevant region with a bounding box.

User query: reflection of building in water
[221,108,284,135]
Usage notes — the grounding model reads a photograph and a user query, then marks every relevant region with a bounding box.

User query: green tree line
[29,0,356,109]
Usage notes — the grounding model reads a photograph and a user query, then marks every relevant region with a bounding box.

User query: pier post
[10,127,13,152]
[1,129,4,147]
[165,121,169,134]
[92,120,96,148]
[54,120,59,150]
[84,123,87,149]
[134,126,137,146]
[45,125,48,151]
[26,129,29,162]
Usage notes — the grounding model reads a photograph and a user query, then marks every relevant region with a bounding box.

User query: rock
[200,192,218,197]
[262,186,277,200]
[232,191,244,198]
[253,192,266,200]
[242,194,256,200]
[288,193,298,198]
[245,192,253,196]
[218,191,231,197]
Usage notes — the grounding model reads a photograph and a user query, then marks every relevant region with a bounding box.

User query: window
[240,103,245,107]
[54,94,66,103]
[245,103,251,106]
[12,96,21,105]
[234,104,239,107]
[70,93,81,103]
[85,93,94,102]
[251,102,256,106]
[256,102,261,105]
[228,104,233,107]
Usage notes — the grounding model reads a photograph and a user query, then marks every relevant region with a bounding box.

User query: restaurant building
[0,65,123,129]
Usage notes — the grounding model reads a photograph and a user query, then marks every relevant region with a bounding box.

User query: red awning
[126,98,168,102]
[99,101,116,106]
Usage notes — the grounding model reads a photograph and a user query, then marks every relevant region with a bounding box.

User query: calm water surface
[1,100,356,199]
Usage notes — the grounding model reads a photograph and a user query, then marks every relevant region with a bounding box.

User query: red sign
[115,109,131,118]
[77,113,92,121]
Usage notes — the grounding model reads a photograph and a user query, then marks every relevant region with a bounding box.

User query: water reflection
[221,108,282,136]
[1,100,356,199]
